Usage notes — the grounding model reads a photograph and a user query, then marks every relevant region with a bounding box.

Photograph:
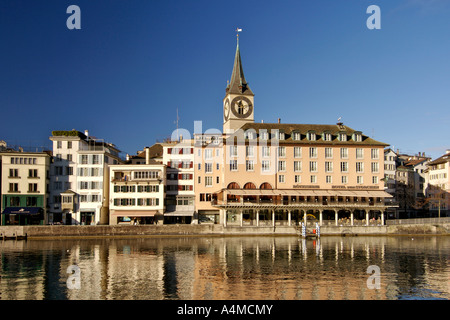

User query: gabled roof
[428,152,450,165]
[230,122,389,146]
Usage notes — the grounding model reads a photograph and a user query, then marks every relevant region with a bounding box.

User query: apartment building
[427,150,450,217]
[48,130,122,225]
[194,36,394,226]
[1,151,51,225]
[109,162,166,225]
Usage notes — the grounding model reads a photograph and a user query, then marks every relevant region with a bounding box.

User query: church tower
[223,33,255,133]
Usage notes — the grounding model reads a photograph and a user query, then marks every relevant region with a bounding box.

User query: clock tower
[223,34,254,133]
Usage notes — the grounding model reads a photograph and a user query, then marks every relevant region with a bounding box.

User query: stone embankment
[0,223,448,239]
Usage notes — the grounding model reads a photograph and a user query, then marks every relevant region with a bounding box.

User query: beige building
[1,151,51,225]
[426,150,450,216]
[195,35,393,226]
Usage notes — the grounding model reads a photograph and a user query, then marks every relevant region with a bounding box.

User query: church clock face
[224,98,230,121]
[231,96,253,119]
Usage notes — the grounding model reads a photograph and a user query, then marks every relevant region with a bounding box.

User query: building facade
[194,35,394,227]
[109,162,166,225]
[48,130,122,225]
[1,151,51,225]
[427,150,450,217]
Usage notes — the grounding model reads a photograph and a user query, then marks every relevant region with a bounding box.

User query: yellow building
[195,36,393,226]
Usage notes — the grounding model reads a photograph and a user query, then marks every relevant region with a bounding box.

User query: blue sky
[0,0,449,160]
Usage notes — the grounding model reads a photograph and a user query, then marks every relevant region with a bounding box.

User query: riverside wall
[0,223,449,239]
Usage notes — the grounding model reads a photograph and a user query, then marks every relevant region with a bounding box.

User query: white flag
[236,28,242,32]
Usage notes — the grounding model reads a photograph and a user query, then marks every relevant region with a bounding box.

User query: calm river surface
[0,236,449,300]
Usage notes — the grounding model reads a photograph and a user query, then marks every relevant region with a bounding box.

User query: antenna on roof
[174,108,180,142]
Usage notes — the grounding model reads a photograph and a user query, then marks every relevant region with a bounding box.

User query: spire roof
[226,36,254,96]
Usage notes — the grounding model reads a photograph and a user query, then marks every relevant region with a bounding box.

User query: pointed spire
[226,32,254,96]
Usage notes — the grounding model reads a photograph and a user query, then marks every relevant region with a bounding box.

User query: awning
[221,189,393,198]
[164,211,194,217]
[2,207,43,215]
[112,210,158,216]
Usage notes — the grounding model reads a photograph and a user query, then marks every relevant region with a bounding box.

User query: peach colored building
[195,35,393,227]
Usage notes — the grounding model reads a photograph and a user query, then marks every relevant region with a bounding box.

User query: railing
[386,217,450,226]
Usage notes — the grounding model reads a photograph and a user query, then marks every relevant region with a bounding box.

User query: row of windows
[241,130,363,142]
[113,198,160,206]
[113,185,160,193]
[8,183,39,192]
[430,173,448,180]
[9,169,40,178]
[223,160,380,173]
[225,146,380,159]
[8,196,39,207]
[10,157,38,165]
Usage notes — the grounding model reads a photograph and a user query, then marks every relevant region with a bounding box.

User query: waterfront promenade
[1,218,449,239]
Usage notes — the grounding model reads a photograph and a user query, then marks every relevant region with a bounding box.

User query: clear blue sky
[1,0,449,160]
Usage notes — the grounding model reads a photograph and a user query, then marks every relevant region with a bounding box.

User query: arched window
[260,182,273,189]
[243,182,256,189]
[227,182,240,189]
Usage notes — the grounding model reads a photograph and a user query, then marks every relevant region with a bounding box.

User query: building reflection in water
[0,236,448,300]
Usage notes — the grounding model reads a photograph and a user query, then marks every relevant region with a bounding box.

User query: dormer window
[338,132,347,141]
[292,131,301,141]
[353,131,362,142]
[278,132,285,140]
[323,132,332,141]
[307,131,316,141]
[260,131,269,140]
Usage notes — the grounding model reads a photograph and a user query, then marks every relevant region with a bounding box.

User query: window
[9,169,19,177]
[356,162,364,173]
[294,147,302,158]
[342,176,348,184]
[295,175,301,183]
[309,147,317,158]
[28,169,38,178]
[28,183,38,192]
[292,131,301,141]
[66,167,73,175]
[326,176,332,184]
[262,160,270,172]
[10,197,20,206]
[340,162,348,173]
[309,161,317,172]
[205,149,213,160]
[278,160,286,172]
[246,146,254,157]
[25,196,37,206]
[260,131,268,140]
[371,148,379,159]
[339,132,347,141]
[67,141,72,149]
[205,176,213,187]
[307,131,316,141]
[278,147,286,157]
[372,176,379,184]
[354,133,362,142]
[340,148,348,159]
[230,145,238,157]
[9,183,19,192]
[325,161,333,172]
[356,148,364,159]
[81,155,88,164]
[310,175,317,183]
[325,147,333,159]
[57,141,62,149]
[229,160,238,171]
[294,161,302,172]
[246,160,254,171]
[278,175,285,183]
[67,154,72,161]
[278,132,285,140]
[92,155,100,164]
[323,132,332,141]
[371,162,379,173]
[205,163,213,173]
[262,146,271,158]
[357,176,363,184]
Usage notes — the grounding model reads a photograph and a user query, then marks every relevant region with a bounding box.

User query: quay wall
[0,223,449,239]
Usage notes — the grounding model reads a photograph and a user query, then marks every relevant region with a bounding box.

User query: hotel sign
[332,185,380,190]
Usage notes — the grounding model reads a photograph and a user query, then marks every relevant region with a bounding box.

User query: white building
[49,130,122,225]
[109,162,166,225]
[427,150,450,217]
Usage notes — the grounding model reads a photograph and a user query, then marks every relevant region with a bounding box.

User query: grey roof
[226,39,254,96]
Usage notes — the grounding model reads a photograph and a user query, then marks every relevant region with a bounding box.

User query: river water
[0,236,449,300]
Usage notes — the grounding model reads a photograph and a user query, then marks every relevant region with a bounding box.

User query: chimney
[446,149,450,155]
[84,130,89,138]
[145,147,150,165]
[278,118,281,124]
[261,120,264,123]
[126,154,130,161]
